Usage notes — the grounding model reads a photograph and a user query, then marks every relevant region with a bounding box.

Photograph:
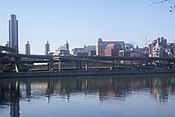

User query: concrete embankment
[0,69,175,79]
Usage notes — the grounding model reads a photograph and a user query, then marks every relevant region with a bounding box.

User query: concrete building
[86,45,96,56]
[131,46,148,57]
[133,46,148,54]
[96,38,125,56]
[9,14,18,53]
[72,47,88,56]
[149,37,167,57]
[45,41,50,55]
[167,43,175,56]
[72,45,96,56]
[103,43,115,56]
[55,46,70,56]
[119,43,134,57]
[163,43,175,57]
[55,41,70,56]
[152,41,163,57]
[25,41,30,55]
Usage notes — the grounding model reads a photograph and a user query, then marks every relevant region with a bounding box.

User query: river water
[0,74,175,117]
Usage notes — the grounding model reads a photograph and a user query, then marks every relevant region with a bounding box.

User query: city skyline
[0,0,175,54]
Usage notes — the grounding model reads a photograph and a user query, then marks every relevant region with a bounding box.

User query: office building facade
[96,38,125,56]
[45,41,50,55]
[9,14,18,53]
[25,41,30,55]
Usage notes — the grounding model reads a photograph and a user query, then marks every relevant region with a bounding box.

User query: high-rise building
[25,41,30,55]
[9,14,18,53]
[45,41,50,55]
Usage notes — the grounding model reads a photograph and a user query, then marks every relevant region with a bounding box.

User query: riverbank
[0,69,175,78]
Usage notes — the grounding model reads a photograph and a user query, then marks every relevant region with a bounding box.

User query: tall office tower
[25,41,30,55]
[9,14,18,53]
[45,41,50,55]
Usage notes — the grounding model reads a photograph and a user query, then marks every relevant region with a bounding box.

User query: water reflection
[0,80,20,117]
[0,74,175,117]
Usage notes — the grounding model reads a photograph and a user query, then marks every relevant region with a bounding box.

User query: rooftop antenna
[141,33,150,47]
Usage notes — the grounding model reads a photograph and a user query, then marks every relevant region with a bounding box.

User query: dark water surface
[0,74,175,117]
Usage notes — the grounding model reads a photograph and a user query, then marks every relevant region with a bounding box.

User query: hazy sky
[0,0,175,54]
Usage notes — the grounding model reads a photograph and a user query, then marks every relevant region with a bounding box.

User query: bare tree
[151,0,175,12]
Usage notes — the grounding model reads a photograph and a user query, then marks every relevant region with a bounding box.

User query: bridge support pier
[85,62,88,71]
[14,59,20,73]
[116,59,120,66]
[110,65,115,70]
[48,59,54,71]
[76,61,82,70]
[58,60,61,71]
[15,64,19,73]
[112,60,117,70]
[76,62,78,70]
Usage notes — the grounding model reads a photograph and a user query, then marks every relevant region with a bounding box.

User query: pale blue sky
[0,0,175,54]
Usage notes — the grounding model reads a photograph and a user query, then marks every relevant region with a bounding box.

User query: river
[0,74,175,117]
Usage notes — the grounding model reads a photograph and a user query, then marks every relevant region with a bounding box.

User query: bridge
[0,45,18,53]
[1,51,175,73]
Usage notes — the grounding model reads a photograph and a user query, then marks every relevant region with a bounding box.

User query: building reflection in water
[0,74,175,117]
[0,80,20,117]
